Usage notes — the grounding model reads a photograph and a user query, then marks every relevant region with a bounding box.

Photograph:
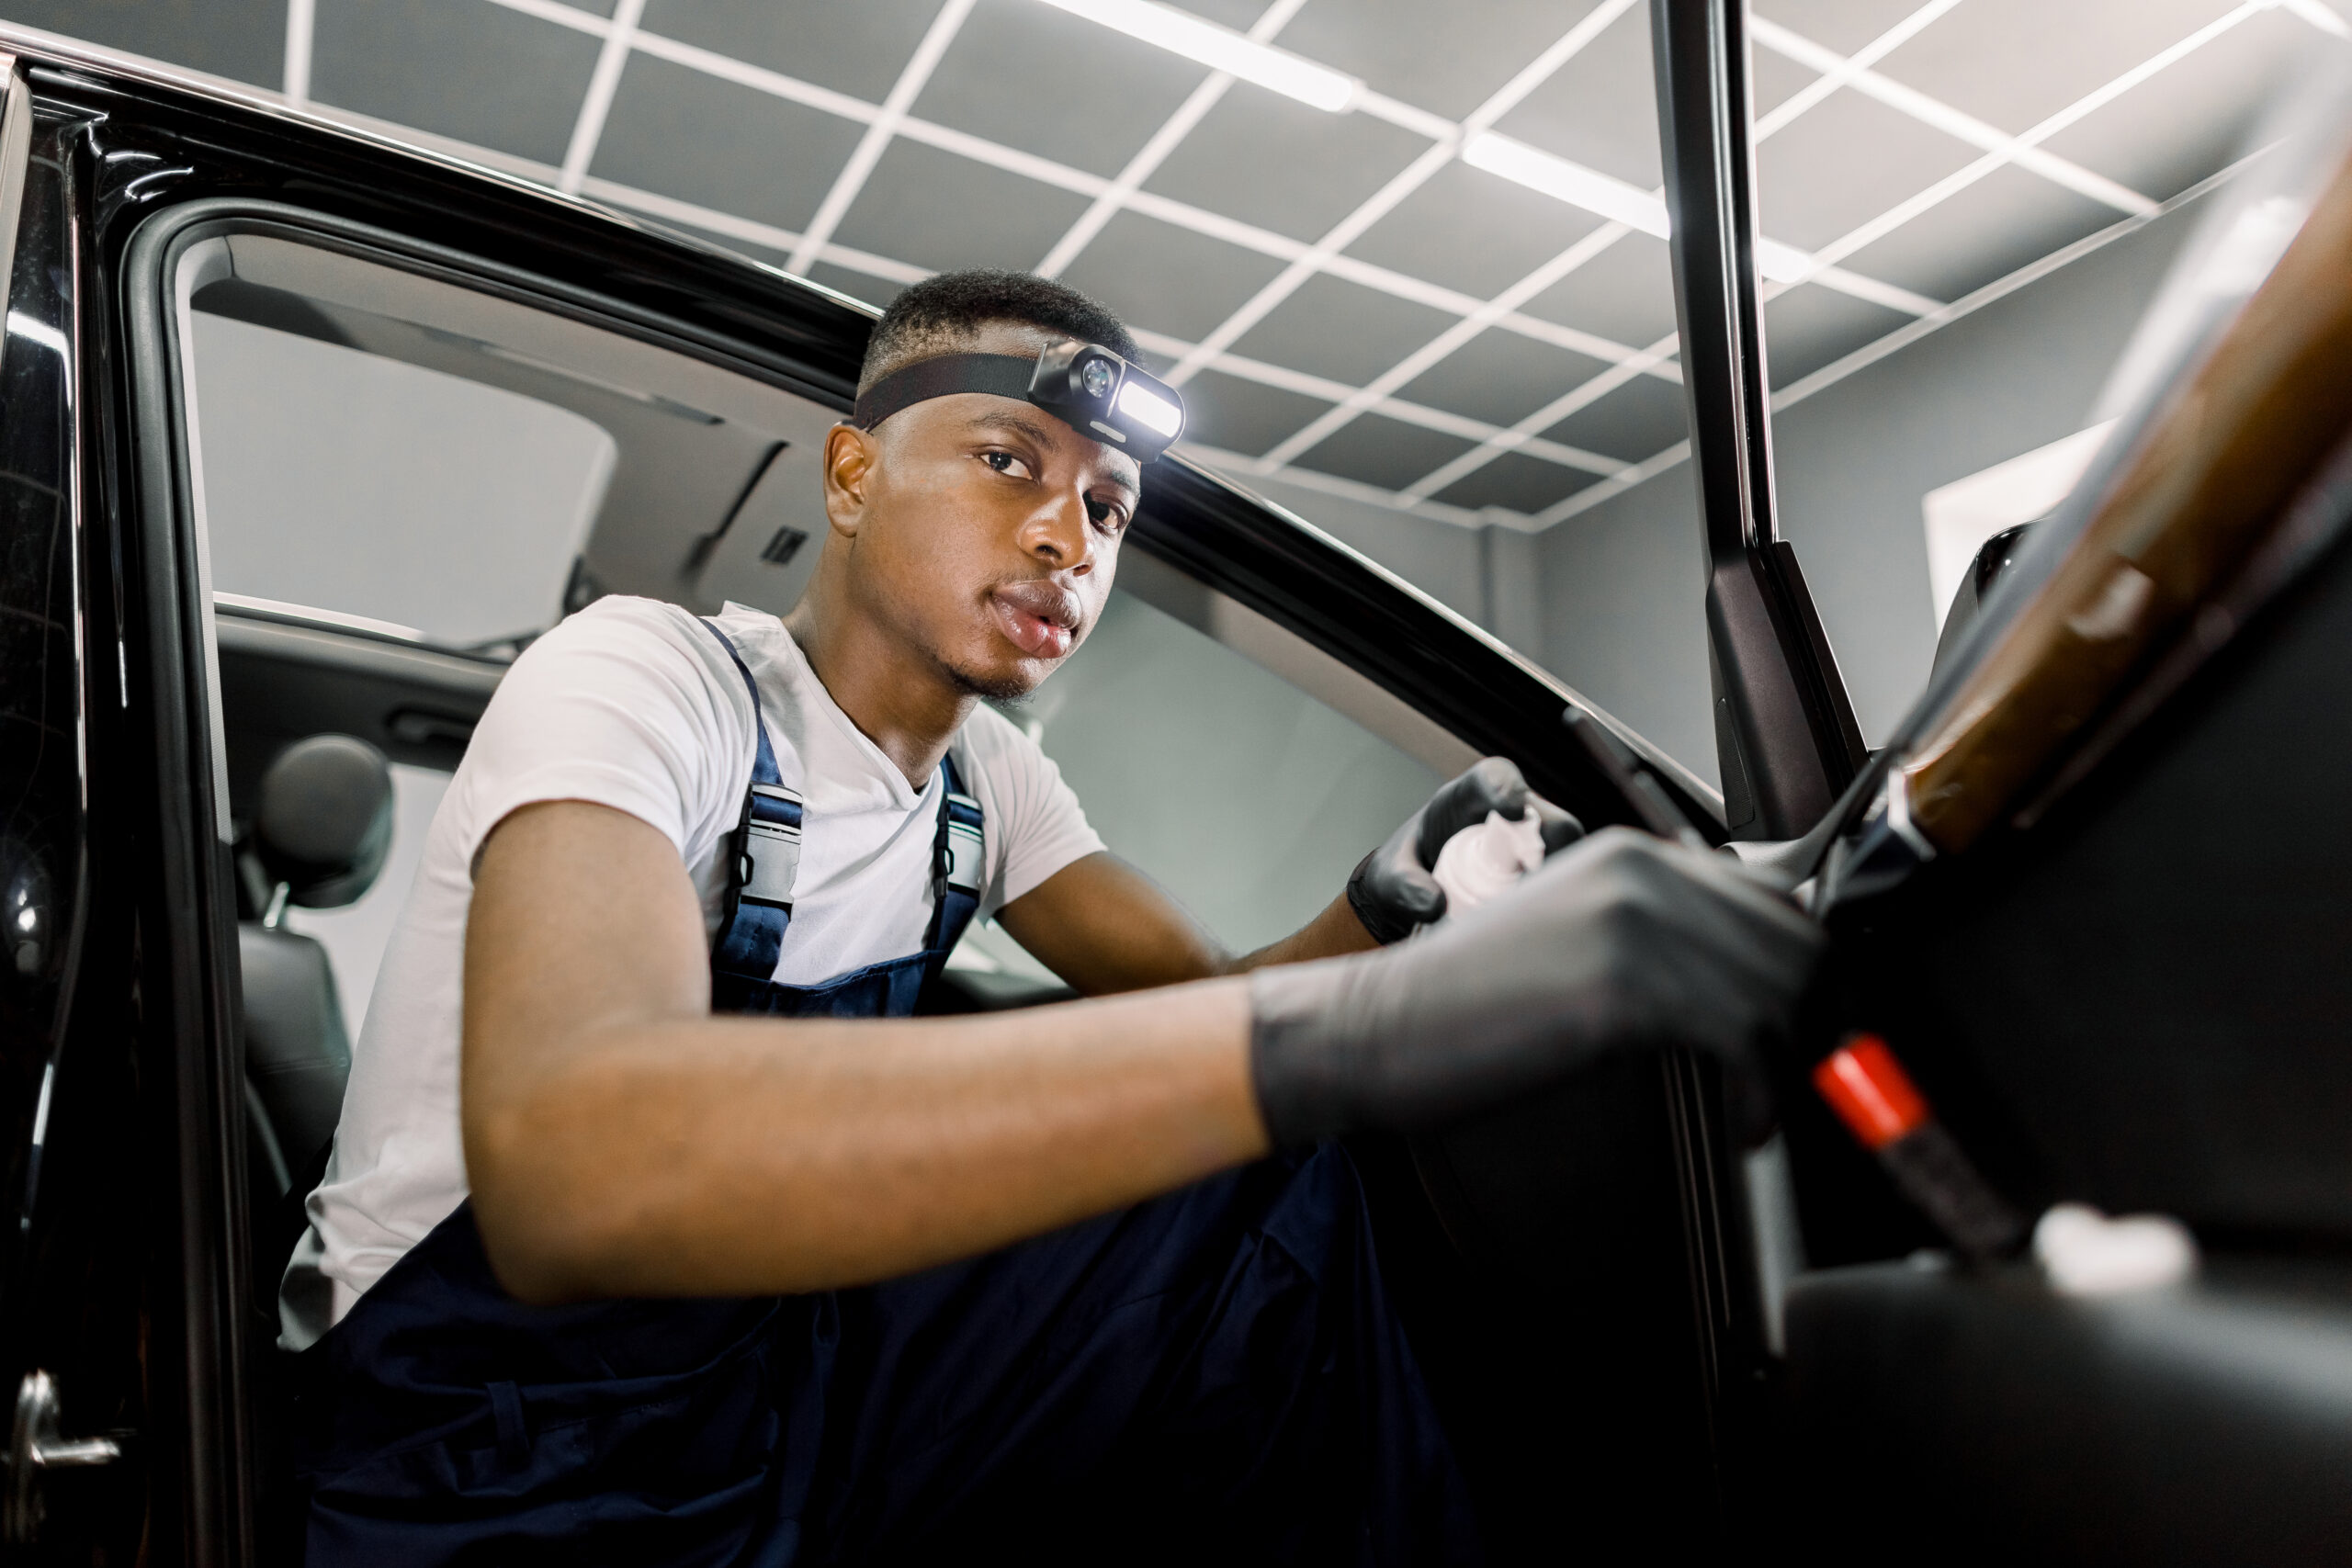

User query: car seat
[236,734,391,1304]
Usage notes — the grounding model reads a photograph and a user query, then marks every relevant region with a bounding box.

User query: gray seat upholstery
[239,925,352,1189]
[238,734,390,1203]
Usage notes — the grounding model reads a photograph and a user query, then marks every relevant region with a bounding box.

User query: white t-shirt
[280,597,1103,1347]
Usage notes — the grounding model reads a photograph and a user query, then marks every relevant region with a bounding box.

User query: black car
[2,10,2349,1565]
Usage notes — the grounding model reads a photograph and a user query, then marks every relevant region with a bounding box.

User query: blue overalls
[290,624,1476,1565]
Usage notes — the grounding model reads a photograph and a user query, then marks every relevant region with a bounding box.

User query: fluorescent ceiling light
[1464,132,1668,238]
[1035,0,1360,112]
[1116,378,1182,437]
[1465,132,1819,284]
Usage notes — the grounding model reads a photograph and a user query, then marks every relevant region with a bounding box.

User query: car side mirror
[1929,523,2034,681]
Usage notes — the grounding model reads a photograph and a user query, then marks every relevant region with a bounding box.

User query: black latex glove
[1345,757,1584,944]
[1254,828,1822,1148]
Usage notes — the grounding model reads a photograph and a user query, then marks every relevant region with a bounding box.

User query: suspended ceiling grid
[12,0,2337,528]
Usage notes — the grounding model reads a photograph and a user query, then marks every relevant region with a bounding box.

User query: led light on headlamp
[852,339,1186,462]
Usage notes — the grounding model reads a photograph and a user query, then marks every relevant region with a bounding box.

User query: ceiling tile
[313,0,599,168]
[1488,5,1663,190]
[1280,0,1618,122]
[1057,211,1289,345]
[1750,40,1821,120]
[910,0,1211,179]
[1227,272,1459,389]
[831,138,1093,273]
[1396,329,1610,431]
[1173,0,1268,30]
[1875,0,2248,135]
[1839,161,2115,303]
[1142,84,1438,244]
[10,0,284,85]
[591,51,867,232]
[1291,412,1476,492]
[1519,230,1680,351]
[2037,6,2303,203]
[636,0,947,107]
[1346,160,1606,301]
[804,263,903,311]
[1758,84,1979,252]
[1542,374,1686,463]
[1762,283,1908,385]
[1431,453,1597,516]
[1752,0,1936,56]
[1174,368,1329,458]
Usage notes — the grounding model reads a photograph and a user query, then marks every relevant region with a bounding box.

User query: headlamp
[851,339,1186,462]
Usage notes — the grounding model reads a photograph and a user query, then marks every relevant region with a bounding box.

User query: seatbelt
[699,620,984,991]
[930,754,985,956]
[703,622,803,987]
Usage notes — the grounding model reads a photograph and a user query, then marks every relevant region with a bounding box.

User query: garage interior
[13,0,2329,780]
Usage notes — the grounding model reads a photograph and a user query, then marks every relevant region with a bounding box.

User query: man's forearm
[466,978,1266,1303]
[1223,892,1381,973]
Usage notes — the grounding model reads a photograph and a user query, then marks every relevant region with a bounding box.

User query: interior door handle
[6,1368,122,1544]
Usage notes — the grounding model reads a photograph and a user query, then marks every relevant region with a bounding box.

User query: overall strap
[700,620,802,988]
[925,751,986,962]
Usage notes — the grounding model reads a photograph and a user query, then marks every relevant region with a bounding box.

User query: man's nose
[1018,491,1094,571]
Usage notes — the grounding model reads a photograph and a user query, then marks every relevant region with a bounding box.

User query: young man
[284,271,1818,1564]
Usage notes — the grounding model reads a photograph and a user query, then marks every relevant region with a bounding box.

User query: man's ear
[822,423,877,537]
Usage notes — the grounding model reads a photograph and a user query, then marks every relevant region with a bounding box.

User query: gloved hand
[1346,757,1584,943]
[1253,828,1822,1147]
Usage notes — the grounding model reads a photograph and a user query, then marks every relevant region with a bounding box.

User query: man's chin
[944,658,1048,704]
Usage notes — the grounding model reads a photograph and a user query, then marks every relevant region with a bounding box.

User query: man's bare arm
[461,801,1269,1305]
[992,852,1377,997]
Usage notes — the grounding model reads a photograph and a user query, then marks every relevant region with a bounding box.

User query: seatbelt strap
[699,619,988,988]
[926,752,986,962]
[701,621,802,987]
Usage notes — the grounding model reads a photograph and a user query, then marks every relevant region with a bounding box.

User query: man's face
[823,321,1143,701]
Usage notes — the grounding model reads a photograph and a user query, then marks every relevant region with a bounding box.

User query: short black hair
[858,269,1141,391]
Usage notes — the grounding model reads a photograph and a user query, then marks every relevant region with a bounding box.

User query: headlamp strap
[852,354,1036,432]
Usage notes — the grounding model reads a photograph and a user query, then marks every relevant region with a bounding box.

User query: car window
[173,226,1471,1018]
[959,580,1450,984]
[192,312,616,649]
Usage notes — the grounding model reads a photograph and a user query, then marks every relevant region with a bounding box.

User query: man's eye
[1085,498,1128,530]
[981,450,1019,474]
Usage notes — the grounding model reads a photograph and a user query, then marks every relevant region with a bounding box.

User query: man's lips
[989,581,1080,660]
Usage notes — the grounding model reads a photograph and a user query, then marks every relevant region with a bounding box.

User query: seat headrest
[255,735,393,909]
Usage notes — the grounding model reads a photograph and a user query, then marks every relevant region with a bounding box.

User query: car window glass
[175,230,1469,1009]
[959,585,1446,982]
[191,313,615,649]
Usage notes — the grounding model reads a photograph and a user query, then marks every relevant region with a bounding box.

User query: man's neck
[784,592,975,790]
